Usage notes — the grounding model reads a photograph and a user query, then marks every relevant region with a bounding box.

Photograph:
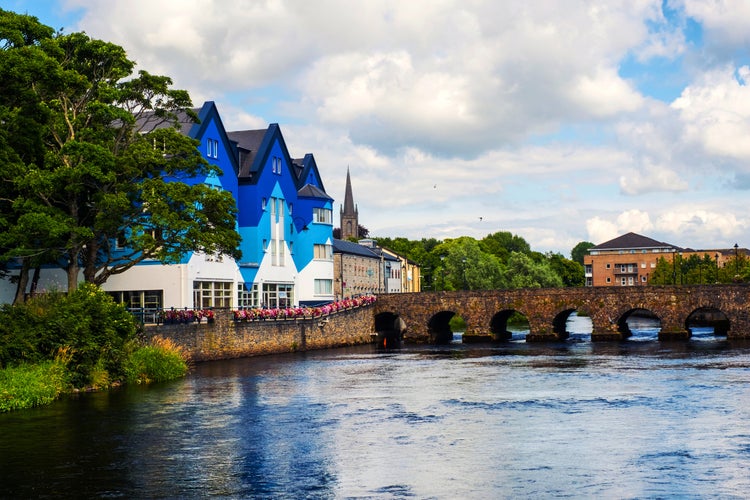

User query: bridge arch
[374,311,406,346]
[427,310,458,344]
[686,306,730,336]
[489,309,529,341]
[615,308,662,339]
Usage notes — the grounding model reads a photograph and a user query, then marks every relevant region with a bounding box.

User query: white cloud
[619,163,689,195]
[33,0,750,254]
[672,65,750,162]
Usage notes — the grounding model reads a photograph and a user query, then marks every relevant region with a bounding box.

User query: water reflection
[3,330,750,497]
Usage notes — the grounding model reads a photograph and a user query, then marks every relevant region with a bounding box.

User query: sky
[6,0,750,256]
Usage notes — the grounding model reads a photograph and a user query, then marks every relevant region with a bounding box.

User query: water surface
[2,321,750,498]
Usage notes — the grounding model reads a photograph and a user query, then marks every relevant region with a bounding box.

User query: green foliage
[449,315,466,332]
[548,252,585,287]
[650,253,750,285]
[0,357,68,412]
[123,337,188,384]
[377,231,582,290]
[480,231,531,263]
[571,241,595,264]
[0,283,136,388]
[0,10,241,296]
[504,252,563,288]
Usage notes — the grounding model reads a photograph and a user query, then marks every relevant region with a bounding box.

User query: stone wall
[142,306,376,362]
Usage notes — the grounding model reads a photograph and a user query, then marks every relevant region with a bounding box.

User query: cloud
[672,65,750,162]
[619,163,689,195]
[41,0,750,254]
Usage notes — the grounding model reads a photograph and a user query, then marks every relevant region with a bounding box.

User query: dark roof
[333,239,379,258]
[134,107,201,136]
[591,232,679,251]
[227,129,267,178]
[297,184,333,200]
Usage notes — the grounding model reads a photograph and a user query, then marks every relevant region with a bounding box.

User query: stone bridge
[373,285,750,343]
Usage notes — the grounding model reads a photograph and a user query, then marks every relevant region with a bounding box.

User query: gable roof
[133,101,239,176]
[592,232,679,251]
[226,128,267,179]
[298,184,333,200]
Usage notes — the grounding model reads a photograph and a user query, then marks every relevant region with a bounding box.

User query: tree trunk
[66,251,80,293]
[30,265,41,296]
[13,259,30,305]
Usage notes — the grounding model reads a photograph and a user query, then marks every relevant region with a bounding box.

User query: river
[2,315,750,498]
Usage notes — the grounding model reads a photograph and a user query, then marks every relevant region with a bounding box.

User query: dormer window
[272,156,281,174]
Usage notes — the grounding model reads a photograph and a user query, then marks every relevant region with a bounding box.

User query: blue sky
[7,0,750,255]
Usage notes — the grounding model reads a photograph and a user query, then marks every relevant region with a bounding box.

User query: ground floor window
[193,281,232,308]
[108,290,163,323]
[237,282,260,308]
[262,282,294,308]
[109,290,163,309]
[314,279,333,295]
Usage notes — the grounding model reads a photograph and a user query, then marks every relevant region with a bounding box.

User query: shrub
[123,336,188,384]
[0,284,137,388]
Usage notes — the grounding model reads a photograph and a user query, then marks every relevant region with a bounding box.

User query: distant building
[333,169,421,295]
[339,167,359,240]
[333,239,382,298]
[586,232,746,286]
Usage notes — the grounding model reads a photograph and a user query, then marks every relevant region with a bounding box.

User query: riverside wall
[142,306,376,362]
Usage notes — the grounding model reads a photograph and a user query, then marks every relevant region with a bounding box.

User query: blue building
[0,101,335,310]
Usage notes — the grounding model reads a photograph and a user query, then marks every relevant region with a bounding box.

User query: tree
[480,231,531,264]
[436,237,505,290]
[547,252,584,287]
[504,252,563,288]
[0,9,58,302]
[0,13,241,297]
[571,241,595,264]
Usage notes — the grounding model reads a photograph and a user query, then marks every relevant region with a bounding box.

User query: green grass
[123,336,188,384]
[0,359,69,412]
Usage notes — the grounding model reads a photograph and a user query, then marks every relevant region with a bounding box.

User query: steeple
[340,167,359,240]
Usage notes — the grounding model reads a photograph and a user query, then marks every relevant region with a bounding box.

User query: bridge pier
[525,332,565,342]
[658,327,691,340]
[591,329,627,341]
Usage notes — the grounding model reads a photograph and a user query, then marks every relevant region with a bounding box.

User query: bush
[123,336,188,384]
[0,284,137,388]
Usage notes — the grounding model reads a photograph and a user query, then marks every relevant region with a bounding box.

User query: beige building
[380,247,421,293]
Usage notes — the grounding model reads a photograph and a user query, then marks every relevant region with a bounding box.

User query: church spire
[340,167,359,240]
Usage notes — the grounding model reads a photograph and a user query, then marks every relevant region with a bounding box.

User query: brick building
[586,232,746,286]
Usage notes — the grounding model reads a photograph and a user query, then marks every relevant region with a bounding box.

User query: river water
[3,316,750,498]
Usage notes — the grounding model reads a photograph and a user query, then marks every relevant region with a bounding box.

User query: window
[108,290,164,323]
[606,277,611,283]
[271,156,282,174]
[262,283,293,308]
[109,290,163,309]
[641,275,647,282]
[314,244,333,260]
[314,279,333,295]
[193,281,232,308]
[313,207,333,224]
[262,198,267,210]
[605,263,611,269]
[237,282,259,308]
[207,138,219,158]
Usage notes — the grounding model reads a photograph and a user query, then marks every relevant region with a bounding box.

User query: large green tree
[571,241,595,264]
[0,10,240,299]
